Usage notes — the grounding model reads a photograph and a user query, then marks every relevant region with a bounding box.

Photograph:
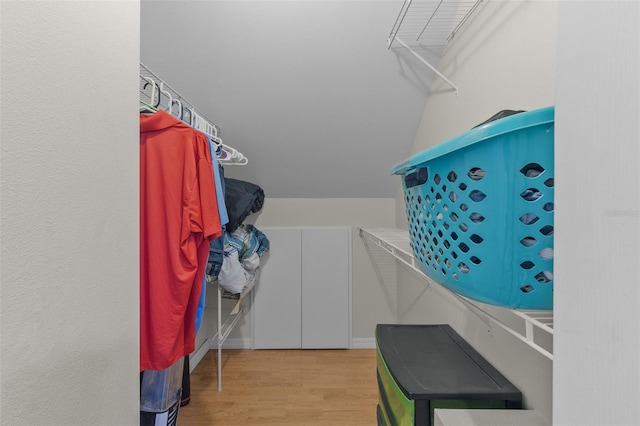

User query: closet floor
[177,348,378,425]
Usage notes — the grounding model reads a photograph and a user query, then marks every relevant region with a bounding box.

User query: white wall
[140,1,430,199]
[0,2,140,425]
[407,0,558,157]
[252,198,398,342]
[395,0,557,421]
[554,2,639,425]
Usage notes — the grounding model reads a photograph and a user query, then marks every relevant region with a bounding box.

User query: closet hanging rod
[140,62,248,165]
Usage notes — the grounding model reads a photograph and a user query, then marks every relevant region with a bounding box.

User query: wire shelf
[388,0,483,48]
[360,227,553,360]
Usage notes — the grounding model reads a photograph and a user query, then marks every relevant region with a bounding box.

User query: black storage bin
[376,324,522,426]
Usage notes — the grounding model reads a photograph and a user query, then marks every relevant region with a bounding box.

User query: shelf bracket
[393,37,458,95]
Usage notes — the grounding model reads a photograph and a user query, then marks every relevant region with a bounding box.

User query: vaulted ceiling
[141,1,441,198]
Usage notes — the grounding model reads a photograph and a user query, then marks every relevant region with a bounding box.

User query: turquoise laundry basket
[392,107,554,309]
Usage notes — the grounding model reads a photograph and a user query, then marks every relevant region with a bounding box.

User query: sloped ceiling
[141,1,440,198]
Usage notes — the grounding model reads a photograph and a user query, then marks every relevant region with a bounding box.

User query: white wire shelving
[388,0,483,48]
[207,277,255,391]
[139,62,247,165]
[359,227,553,360]
[387,0,484,94]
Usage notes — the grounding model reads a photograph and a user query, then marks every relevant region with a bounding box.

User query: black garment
[224,178,265,232]
[180,356,190,407]
[472,109,525,128]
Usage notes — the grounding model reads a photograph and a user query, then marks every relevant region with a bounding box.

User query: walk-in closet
[1,1,638,426]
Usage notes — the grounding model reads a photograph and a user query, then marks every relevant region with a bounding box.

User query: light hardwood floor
[177,349,379,426]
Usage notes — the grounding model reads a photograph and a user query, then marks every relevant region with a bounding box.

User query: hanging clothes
[194,136,230,335]
[140,110,222,372]
[205,137,229,280]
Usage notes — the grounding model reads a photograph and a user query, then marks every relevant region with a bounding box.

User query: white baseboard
[191,338,374,372]
[352,338,376,349]
[189,340,211,373]
[215,337,251,349]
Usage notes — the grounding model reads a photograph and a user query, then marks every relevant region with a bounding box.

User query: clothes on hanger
[185,137,233,408]
[139,64,254,411]
[140,110,223,372]
[194,136,231,335]
[205,146,229,281]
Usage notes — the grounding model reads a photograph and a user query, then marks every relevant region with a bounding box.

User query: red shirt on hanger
[140,110,221,371]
